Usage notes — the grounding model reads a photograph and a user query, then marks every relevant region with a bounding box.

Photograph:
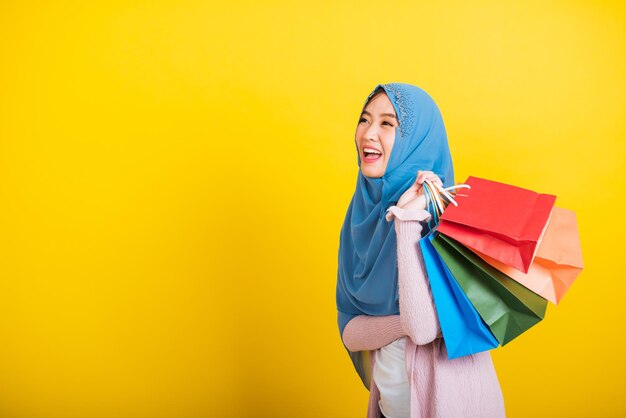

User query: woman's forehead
[362,93,397,117]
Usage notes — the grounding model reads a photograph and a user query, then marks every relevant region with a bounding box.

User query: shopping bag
[437,176,556,274]
[420,232,499,359]
[431,233,548,345]
[468,206,584,304]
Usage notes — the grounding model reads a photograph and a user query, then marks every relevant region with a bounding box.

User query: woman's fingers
[398,170,443,209]
[430,177,443,188]
[416,171,430,186]
[417,170,441,187]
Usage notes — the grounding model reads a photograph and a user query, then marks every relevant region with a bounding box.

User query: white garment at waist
[373,336,410,418]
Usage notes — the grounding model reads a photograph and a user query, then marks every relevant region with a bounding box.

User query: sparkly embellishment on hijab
[383,83,415,141]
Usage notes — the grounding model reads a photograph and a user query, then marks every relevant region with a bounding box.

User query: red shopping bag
[437,176,556,274]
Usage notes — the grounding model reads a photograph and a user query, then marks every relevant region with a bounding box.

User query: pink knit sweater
[341,206,506,418]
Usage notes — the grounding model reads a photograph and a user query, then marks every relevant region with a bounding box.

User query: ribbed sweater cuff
[385,205,432,223]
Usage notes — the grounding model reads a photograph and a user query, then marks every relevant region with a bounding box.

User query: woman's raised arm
[386,205,442,345]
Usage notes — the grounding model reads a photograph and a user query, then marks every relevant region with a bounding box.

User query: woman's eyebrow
[361,110,398,119]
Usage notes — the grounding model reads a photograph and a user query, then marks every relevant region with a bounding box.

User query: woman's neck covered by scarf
[336,82,455,389]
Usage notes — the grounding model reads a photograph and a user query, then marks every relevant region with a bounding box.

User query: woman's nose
[364,123,380,140]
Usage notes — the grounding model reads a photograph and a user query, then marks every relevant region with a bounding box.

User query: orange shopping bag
[467,206,584,304]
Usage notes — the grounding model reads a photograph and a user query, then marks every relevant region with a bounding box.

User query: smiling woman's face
[355,92,398,178]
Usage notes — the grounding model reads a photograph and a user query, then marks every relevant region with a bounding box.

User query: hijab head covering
[336,82,455,389]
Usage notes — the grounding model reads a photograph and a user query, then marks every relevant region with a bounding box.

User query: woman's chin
[361,166,385,178]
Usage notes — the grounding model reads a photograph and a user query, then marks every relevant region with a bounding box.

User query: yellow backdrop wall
[1,0,624,417]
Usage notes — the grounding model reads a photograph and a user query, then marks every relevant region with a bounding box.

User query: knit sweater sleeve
[386,205,443,345]
[341,314,406,352]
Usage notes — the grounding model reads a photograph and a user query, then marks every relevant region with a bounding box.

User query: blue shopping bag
[420,231,499,359]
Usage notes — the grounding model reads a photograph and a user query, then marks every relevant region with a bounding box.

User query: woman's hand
[396,170,443,211]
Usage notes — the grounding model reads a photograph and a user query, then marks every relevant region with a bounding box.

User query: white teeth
[363,148,382,154]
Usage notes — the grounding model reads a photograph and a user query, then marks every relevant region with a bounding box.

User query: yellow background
[1,0,624,417]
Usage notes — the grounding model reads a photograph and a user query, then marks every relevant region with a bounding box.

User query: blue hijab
[336,83,455,389]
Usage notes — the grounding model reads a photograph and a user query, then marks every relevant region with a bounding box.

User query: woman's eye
[358,118,394,126]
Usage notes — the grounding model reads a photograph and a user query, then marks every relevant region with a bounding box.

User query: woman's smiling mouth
[362,146,382,162]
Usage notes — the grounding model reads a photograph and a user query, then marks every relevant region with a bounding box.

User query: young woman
[336,83,506,418]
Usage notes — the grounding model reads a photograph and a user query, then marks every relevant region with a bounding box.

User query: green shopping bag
[431,233,548,345]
